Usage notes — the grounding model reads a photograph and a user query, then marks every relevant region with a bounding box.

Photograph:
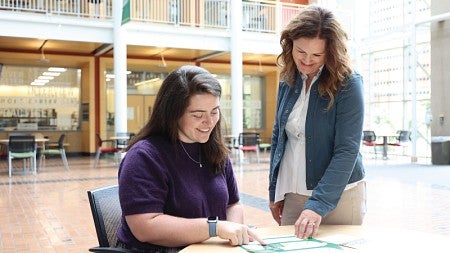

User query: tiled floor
[1,151,450,252]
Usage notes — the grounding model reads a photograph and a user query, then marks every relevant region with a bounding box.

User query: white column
[113,0,127,135]
[409,1,417,163]
[230,0,243,137]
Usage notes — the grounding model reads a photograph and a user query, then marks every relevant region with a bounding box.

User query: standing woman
[269,5,366,239]
[117,65,264,252]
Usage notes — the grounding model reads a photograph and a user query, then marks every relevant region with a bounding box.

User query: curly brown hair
[277,5,352,110]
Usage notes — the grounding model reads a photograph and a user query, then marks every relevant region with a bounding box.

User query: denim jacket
[269,70,365,217]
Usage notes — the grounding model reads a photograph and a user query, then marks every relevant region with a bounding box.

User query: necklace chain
[180,141,202,168]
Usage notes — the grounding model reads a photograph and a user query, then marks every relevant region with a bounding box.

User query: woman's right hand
[269,201,284,225]
[216,221,266,246]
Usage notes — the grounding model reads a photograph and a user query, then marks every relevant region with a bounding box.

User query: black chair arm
[89,246,138,253]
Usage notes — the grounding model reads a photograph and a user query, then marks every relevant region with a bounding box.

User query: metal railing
[0,0,113,18]
[0,0,304,33]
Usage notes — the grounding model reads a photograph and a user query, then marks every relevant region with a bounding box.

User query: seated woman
[117,65,265,252]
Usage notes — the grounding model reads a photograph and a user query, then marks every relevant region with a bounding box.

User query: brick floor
[0,152,449,252]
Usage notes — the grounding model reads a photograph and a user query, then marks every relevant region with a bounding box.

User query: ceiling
[0,36,278,72]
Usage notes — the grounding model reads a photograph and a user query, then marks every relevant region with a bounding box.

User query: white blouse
[274,68,359,203]
[274,72,320,202]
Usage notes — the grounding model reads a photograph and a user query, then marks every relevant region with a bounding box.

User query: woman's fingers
[294,210,322,239]
[248,228,266,245]
[269,201,284,225]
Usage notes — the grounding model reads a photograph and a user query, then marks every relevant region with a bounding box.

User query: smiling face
[178,93,220,143]
[292,37,326,78]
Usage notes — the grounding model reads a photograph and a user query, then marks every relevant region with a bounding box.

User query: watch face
[208,216,218,222]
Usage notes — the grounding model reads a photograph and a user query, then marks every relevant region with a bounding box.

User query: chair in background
[94,133,120,168]
[33,132,46,151]
[40,134,70,170]
[87,185,136,253]
[8,135,37,177]
[114,132,135,164]
[237,132,260,164]
[389,130,411,146]
[0,143,7,158]
[258,136,271,156]
[362,131,382,158]
[115,132,135,150]
[388,130,411,155]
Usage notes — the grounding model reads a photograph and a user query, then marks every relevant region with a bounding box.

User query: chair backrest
[362,131,376,142]
[238,132,260,146]
[8,135,36,153]
[96,133,102,145]
[96,133,109,147]
[87,185,122,247]
[128,132,136,142]
[115,132,131,149]
[57,134,66,148]
[397,130,411,142]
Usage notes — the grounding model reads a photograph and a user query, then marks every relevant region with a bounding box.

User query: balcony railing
[0,0,113,18]
[0,0,305,33]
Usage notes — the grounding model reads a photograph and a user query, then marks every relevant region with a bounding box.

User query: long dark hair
[126,65,229,174]
[277,5,352,110]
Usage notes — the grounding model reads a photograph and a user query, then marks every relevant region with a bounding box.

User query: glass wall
[105,70,266,135]
[360,0,431,158]
[0,64,81,131]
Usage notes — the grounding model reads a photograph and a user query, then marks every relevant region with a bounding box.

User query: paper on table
[319,234,366,249]
[240,235,342,252]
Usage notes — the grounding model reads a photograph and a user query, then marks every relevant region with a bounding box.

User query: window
[0,65,81,131]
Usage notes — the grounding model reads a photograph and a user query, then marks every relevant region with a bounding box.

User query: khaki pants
[281,180,367,225]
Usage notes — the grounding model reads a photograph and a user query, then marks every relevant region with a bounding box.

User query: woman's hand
[269,200,284,225]
[294,209,322,239]
[216,221,266,246]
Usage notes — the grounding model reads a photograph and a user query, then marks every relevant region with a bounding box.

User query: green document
[240,236,343,252]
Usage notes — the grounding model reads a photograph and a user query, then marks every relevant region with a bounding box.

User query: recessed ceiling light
[48,67,66,72]
[38,75,54,80]
[43,72,61,76]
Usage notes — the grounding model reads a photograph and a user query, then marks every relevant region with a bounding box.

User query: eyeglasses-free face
[178,93,220,144]
[292,37,326,79]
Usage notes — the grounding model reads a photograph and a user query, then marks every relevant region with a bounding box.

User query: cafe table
[0,137,49,169]
[377,132,398,159]
[0,137,49,147]
[180,225,450,252]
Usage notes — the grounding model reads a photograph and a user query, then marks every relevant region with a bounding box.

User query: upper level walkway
[0,0,306,54]
[0,0,304,33]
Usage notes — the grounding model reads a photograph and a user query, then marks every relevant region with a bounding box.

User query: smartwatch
[207,216,218,237]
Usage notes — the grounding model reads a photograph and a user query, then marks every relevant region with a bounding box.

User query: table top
[180,225,450,252]
[109,136,130,140]
[0,138,49,144]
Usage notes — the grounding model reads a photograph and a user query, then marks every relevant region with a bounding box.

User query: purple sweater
[117,136,239,250]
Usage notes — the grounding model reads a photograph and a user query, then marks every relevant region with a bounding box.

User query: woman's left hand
[294,209,322,239]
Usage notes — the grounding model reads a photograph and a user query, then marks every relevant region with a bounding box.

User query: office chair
[40,134,70,170]
[362,131,381,158]
[389,130,412,146]
[87,184,136,253]
[388,130,412,156]
[237,132,260,164]
[114,132,135,150]
[8,135,37,177]
[94,133,119,168]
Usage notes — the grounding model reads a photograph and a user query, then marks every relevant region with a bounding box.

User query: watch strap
[207,216,218,237]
